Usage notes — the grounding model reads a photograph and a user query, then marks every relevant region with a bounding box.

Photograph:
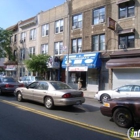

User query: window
[92,34,105,51]
[30,28,36,40]
[119,33,134,49]
[20,48,25,60]
[41,44,48,54]
[72,38,82,53]
[119,1,135,19]
[118,85,133,92]
[134,86,140,92]
[93,7,105,25]
[54,42,63,55]
[42,24,49,36]
[21,32,26,42]
[29,47,35,56]
[14,34,17,42]
[72,14,82,29]
[55,19,63,33]
[20,67,25,77]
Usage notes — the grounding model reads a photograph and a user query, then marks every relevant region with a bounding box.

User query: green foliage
[0,27,14,60]
[24,54,50,75]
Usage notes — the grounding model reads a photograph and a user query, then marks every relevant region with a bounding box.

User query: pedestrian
[78,77,82,90]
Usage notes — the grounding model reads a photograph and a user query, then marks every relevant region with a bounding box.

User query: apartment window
[72,14,82,29]
[119,1,135,19]
[30,28,36,40]
[20,48,25,61]
[119,33,134,49]
[29,47,35,56]
[14,34,17,42]
[20,32,26,42]
[42,24,49,36]
[20,67,25,77]
[92,34,105,51]
[55,19,63,33]
[54,42,63,55]
[93,7,105,25]
[41,44,48,54]
[72,38,82,53]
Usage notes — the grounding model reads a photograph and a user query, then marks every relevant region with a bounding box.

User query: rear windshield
[2,77,16,82]
[50,82,71,90]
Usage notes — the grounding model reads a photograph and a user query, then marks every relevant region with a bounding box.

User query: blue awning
[62,52,101,68]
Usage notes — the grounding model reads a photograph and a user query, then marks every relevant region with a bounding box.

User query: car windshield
[50,82,71,90]
[2,77,16,82]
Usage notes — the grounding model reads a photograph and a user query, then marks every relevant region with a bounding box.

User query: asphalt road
[0,95,129,140]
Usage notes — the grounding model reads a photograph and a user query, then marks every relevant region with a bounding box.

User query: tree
[24,54,50,78]
[0,27,14,60]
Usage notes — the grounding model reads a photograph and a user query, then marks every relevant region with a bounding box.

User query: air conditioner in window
[20,40,23,43]
[99,19,104,23]
[119,44,126,49]
[72,25,77,29]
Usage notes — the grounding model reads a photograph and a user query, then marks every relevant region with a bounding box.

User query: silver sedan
[14,81,85,109]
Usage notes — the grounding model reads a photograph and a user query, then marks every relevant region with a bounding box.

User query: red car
[100,97,140,128]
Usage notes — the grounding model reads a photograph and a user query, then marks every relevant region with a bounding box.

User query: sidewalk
[82,90,96,99]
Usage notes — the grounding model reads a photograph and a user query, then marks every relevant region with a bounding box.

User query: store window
[42,24,49,36]
[55,19,63,33]
[72,14,82,29]
[119,1,135,19]
[92,34,105,51]
[119,33,134,49]
[92,7,105,25]
[54,41,63,55]
[72,38,82,53]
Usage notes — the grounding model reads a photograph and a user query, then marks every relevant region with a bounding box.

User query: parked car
[100,97,140,128]
[94,85,140,103]
[14,81,85,109]
[0,76,24,95]
[18,76,45,86]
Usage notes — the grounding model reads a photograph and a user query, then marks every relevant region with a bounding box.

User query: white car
[95,85,140,103]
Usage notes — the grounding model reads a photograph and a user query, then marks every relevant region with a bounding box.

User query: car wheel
[17,91,23,102]
[44,97,54,109]
[100,94,110,103]
[113,108,133,128]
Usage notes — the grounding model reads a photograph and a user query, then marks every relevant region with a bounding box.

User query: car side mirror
[115,89,119,92]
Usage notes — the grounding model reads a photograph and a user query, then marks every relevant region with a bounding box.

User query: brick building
[5,0,140,91]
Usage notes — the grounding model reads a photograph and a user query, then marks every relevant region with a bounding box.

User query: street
[0,95,128,140]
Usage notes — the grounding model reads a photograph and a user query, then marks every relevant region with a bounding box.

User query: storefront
[106,49,140,89]
[5,65,17,77]
[62,52,101,91]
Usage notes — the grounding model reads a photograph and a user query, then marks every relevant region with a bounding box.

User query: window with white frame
[55,19,63,33]
[20,48,25,61]
[72,14,82,29]
[93,7,105,25]
[119,1,135,19]
[21,32,26,42]
[29,47,35,56]
[30,28,36,40]
[119,33,134,49]
[42,24,49,36]
[72,38,82,53]
[92,34,105,51]
[41,44,48,54]
[54,42,63,55]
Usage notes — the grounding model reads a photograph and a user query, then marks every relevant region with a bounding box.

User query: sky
[0,0,66,29]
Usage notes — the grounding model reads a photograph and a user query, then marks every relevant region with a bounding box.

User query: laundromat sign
[62,52,101,68]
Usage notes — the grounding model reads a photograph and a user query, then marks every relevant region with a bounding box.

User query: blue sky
[0,0,66,29]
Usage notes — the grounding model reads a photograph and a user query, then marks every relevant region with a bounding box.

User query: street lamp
[66,0,70,84]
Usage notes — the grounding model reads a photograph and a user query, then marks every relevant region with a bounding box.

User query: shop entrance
[77,72,86,89]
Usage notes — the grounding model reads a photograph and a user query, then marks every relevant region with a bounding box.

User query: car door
[112,85,133,98]
[33,82,49,103]
[22,82,38,100]
[131,85,140,97]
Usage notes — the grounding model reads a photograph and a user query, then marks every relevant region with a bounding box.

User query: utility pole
[66,0,70,84]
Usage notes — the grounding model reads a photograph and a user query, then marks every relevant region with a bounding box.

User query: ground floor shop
[106,49,140,89]
[62,52,101,92]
